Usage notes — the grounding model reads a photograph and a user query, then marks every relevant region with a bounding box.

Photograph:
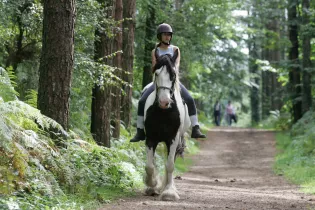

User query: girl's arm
[151,49,156,69]
[174,46,180,70]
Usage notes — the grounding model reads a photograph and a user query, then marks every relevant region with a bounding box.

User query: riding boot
[130,128,146,142]
[191,125,206,138]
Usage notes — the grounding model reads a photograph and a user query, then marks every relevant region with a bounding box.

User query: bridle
[155,67,176,99]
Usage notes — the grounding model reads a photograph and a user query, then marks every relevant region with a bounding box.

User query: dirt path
[99,127,315,210]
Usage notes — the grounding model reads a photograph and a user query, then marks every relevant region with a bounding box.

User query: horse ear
[172,49,179,63]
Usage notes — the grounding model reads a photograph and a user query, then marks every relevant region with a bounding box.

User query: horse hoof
[160,190,180,201]
[145,187,159,196]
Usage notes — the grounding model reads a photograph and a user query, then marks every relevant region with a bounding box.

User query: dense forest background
[0,0,314,209]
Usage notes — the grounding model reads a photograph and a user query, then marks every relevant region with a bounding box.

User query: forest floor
[99,127,315,210]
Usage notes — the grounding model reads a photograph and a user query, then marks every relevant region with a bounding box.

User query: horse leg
[160,135,180,201]
[144,146,162,196]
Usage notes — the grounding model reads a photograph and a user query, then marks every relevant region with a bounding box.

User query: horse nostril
[159,100,170,109]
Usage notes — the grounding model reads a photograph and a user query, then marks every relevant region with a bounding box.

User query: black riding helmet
[157,23,173,45]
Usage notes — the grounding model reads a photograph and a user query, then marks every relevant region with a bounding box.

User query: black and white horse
[143,50,190,201]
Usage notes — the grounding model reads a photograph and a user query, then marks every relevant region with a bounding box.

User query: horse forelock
[153,54,179,90]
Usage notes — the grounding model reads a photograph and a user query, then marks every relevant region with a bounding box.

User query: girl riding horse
[130,23,206,142]
[143,50,190,201]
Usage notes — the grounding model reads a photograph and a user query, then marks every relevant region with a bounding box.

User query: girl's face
[161,33,172,43]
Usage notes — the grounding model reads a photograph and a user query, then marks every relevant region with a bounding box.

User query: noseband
[155,68,176,98]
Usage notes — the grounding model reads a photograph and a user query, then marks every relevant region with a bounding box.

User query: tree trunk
[247,5,260,124]
[142,2,156,88]
[288,0,302,123]
[91,0,114,147]
[301,0,312,114]
[121,0,136,129]
[247,1,264,125]
[261,1,284,118]
[264,19,283,113]
[261,54,271,119]
[111,0,123,138]
[91,85,111,147]
[38,0,76,130]
[249,41,260,124]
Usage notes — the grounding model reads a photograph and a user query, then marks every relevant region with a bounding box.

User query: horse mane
[152,54,180,91]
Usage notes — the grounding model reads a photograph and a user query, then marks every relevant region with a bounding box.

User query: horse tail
[175,135,186,159]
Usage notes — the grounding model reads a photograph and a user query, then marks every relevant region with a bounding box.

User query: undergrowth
[0,67,144,209]
[274,110,315,194]
[256,110,291,130]
[0,67,200,209]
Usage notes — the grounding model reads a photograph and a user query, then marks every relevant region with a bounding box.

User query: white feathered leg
[144,146,162,196]
[160,134,180,201]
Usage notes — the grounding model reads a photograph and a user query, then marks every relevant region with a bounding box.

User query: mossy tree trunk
[111,0,123,138]
[121,0,136,129]
[38,0,76,130]
[91,0,114,147]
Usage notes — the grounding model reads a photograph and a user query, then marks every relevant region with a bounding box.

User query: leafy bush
[0,103,145,209]
[274,110,315,194]
[0,71,145,209]
[257,110,291,130]
[0,67,18,102]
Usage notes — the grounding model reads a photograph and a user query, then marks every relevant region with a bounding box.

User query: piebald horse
[143,50,190,201]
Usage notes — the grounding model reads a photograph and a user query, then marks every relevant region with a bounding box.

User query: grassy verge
[175,138,199,174]
[80,187,137,209]
[274,132,315,194]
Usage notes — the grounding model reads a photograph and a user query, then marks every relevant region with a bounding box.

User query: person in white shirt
[225,101,237,126]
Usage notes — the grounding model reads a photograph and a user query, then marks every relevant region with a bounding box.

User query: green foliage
[71,0,130,137]
[0,1,43,99]
[198,110,212,127]
[15,60,40,100]
[257,110,291,130]
[175,157,193,174]
[174,138,199,175]
[274,111,315,194]
[290,111,315,156]
[291,111,315,137]
[0,67,19,102]
[25,89,38,108]
[0,74,145,208]
[0,101,146,209]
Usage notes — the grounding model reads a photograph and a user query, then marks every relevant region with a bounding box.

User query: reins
[153,54,177,102]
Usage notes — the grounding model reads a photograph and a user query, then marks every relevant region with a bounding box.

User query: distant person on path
[225,101,237,126]
[213,100,222,126]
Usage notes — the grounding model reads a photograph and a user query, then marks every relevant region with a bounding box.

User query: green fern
[0,100,68,136]
[25,89,38,108]
[0,91,146,208]
[0,67,19,102]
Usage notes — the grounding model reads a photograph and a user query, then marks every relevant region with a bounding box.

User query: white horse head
[153,51,179,109]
